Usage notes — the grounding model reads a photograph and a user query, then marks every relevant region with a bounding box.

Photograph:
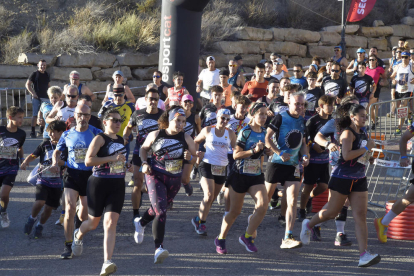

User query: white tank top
[271,71,285,80]
[396,64,414,93]
[203,127,231,166]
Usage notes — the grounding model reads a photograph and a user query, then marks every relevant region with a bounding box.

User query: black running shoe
[269,198,281,210]
[278,215,286,226]
[34,224,43,239]
[30,132,36,139]
[74,213,82,229]
[61,243,73,259]
[190,167,198,180]
[297,209,306,222]
[183,183,193,196]
[306,197,313,214]
[335,233,352,246]
[311,226,321,241]
[24,216,36,235]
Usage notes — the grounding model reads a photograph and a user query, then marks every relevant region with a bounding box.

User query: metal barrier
[0,87,31,125]
[366,148,413,217]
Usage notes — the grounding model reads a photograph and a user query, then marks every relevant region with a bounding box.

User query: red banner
[346,0,377,22]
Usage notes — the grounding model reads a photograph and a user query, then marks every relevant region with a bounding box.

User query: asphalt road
[1,89,414,276]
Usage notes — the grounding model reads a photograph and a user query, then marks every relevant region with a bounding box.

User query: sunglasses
[184,100,193,104]
[331,69,340,73]
[147,97,159,101]
[396,51,402,53]
[334,49,340,52]
[228,65,237,67]
[114,93,124,97]
[76,112,91,118]
[220,117,230,122]
[66,95,77,98]
[293,70,301,73]
[107,118,122,123]
[402,56,409,59]
[153,75,161,78]
[369,59,376,61]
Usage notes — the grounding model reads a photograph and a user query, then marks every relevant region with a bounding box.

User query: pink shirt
[365,66,385,84]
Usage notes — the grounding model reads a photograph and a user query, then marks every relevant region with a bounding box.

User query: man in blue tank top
[51,104,102,259]
[265,92,309,249]
[332,46,348,76]
[63,71,96,101]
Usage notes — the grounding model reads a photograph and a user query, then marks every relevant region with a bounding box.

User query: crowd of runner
[1,38,414,275]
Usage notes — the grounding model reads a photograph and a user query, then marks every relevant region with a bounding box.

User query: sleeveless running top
[203,127,231,166]
[271,71,285,80]
[333,56,343,63]
[68,83,83,95]
[184,113,196,138]
[228,72,240,89]
[158,83,167,101]
[396,64,414,93]
[93,133,127,178]
[332,127,368,179]
[168,87,186,103]
[392,57,402,68]
[151,129,188,176]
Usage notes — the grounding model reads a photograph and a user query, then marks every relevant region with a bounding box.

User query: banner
[346,0,377,22]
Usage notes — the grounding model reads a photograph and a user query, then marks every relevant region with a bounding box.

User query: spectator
[196,56,220,106]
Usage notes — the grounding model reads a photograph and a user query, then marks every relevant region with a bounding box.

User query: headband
[217,108,231,117]
[168,108,186,122]
[70,72,80,79]
[250,102,267,116]
[113,86,125,93]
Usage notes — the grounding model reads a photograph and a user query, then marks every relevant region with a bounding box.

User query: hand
[123,136,130,144]
[254,140,264,153]
[20,162,27,170]
[400,158,411,167]
[266,109,274,117]
[184,149,191,161]
[264,148,272,156]
[328,143,338,152]
[196,86,202,93]
[32,93,39,99]
[54,100,64,109]
[302,155,310,167]
[367,139,376,151]
[246,94,253,98]
[116,152,126,162]
[50,164,60,174]
[37,118,44,126]
[369,156,375,165]
[410,78,414,84]
[280,152,292,162]
[196,151,205,159]
[142,163,151,175]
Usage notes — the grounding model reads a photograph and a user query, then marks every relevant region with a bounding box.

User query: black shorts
[391,83,396,89]
[63,168,92,197]
[328,176,368,196]
[35,184,63,209]
[265,163,301,186]
[199,161,227,185]
[231,172,264,194]
[225,153,235,187]
[395,92,412,100]
[0,174,16,188]
[374,84,381,98]
[87,176,125,217]
[131,153,150,167]
[303,163,330,185]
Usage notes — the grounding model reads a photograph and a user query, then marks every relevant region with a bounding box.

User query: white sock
[37,221,43,227]
[381,210,397,226]
[335,220,345,234]
[30,215,37,220]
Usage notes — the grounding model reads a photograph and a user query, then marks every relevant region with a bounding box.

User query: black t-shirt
[268,96,288,115]
[321,76,347,99]
[200,103,224,128]
[0,126,26,175]
[349,74,375,103]
[29,71,50,98]
[264,76,277,82]
[129,109,164,146]
[89,115,103,130]
[304,87,324,120]
[306,114,331,163]
[225,105,236,115]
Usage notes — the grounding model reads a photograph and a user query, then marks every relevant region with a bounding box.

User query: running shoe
[269,198,281,210]
[190,167,198,180]
[55,213,65,226]
[300,219,311,245]
[72,229,83,256]
[34,224,43,239]
[214,237,227,254]
[24,216,36,235]
[306,197,313,214]
[154,246,169,264]
[133,217,145,244]
[191,217,207,236]
[374,217,388,243]
[217,190,225,205]
[280,234,302,249]
[166,201,173,211]
[247,214,257,238]
[1,212,10,228]
[30,132,36,139]
[128,180,134,187]
[395,128,401,135]
[335,233,352,246]
[60,242,73,259]
[100,260,117,276]
[239,235,257,252]
[278,215,286,226]
[358,251,381,267]
[311,226,321,241]
[183,183,193,196]
[36,131,43,137]
[297,209,306,222]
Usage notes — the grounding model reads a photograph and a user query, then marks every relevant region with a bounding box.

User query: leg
[308,190,348,229]
[219,186,245,239]
[311,182,328,198]
[78,215,101,238]
[265,181,277,203]
[0,184,13,213]
[39,205,54,224]
[132,165,144,217]
[103,212,120,261]
[284,181,301,233]
[78,195,88,221]
[300,184,314,210]
[31,200,46,218]
[280,188,287,217]
[224,187,230,212]
[246,185,268,235]
[348,191,368,254]
[64,188,79,242]
[198,177,216,221]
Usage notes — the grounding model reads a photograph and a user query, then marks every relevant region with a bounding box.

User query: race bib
[294,165,300,177]
[211,165,226,176]
[0,146,18,159]
[41,165,60,178]
[307,101,315,111]
[74,148,87,163]
[165,159,183,174]
[243,159,261,174]
[109,161,125,174]
[357,140,370,165]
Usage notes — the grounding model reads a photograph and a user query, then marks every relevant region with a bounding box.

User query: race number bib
[211,165,226,176]
[74,148,87,163]
[307,101,315,111]
[294,165,300,177]
[109,161,125,174]
[357,140,370,165]
[243,159,261,174]
[41,165,60,178]
[165,159,183,174]
[0,146,18,159]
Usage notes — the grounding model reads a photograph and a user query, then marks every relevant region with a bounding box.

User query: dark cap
[234,55,243,61]
[219,69,230,76]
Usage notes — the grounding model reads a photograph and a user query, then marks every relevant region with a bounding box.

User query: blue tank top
[56,125,103,171]
[228,72,240,88]
[40,102,54,139]
[67,83,83,95]
[270,112,305,166]
[392,58,402,67]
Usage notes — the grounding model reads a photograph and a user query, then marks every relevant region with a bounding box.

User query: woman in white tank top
[192,109,237,236]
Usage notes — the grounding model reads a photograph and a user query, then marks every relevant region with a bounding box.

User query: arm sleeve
[198,70,204,81]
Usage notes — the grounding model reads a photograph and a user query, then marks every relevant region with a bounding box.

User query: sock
[0,201,6,213]
[65,240,72,245]
[30,215,36,220]
[360,251,366,257]
[104,260,112,264]
[285,230,293,240]
[37,221,43,227]
[31,127,35,133]
[200,220,206,224]
[381,210,397,226]
[218,233,225,240]
[335,220,346,234]
[245,232,252,239]
[40,126,44,133]
[133,209,140,218]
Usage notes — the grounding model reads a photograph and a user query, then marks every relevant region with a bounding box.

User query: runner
[123,88,163,231]
[21,120,67,238]
[290,64,308,90]
[374,123,414,243]
[152,70,169,101]
[268,84,300,116]
[192,109,236,235]
[215,102,268,254]
[298,95,335,222]
[332,46,348,76]
[71,108,127,276]
[388,48,403,117]
[301,103,381,268]
[390,51,414,135]
[241,63,268,102]
[102,70,135,104]
[52,104,103,259]
[46,85,78,124]
[219,70,237,107]
[228,59,245,90]
[135,107,196,264]
[225,90,241,115]
[346,48,367,76]
[303,72,324,120]
[135,83,166,111]
[196,56,220,106]
[321,61,347,104]
[264,61,277,82]
[271,58,290,80]
[265,92,309,249]
[349,61,376,111]
[0,107,26,228]
[270,53,288,72]
[165,71,189,108]
[64,71,96,101]
[38,86,63,141]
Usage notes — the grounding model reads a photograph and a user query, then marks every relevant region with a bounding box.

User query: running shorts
[35,184,63,209]
[328,176,368,196]
[303,163,330,185]
[0,174,16,188]
[265,163,301,185]
[199,161,227,185]
[231,172,264,194]
[63,168,92,196]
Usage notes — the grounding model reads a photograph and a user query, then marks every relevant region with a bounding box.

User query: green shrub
[2,29,32,64]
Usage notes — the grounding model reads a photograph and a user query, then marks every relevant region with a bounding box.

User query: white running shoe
[1,212,10,228]
[72,229,83,256]
[154,246,169,264]
[217,191,225,205]
[128,180,134,187]
[55,213,64,226]
[247,214,257,238]
[358,251,381,267]
[100,260,117,276]
[300,219,311,245]
[134,217,145,244]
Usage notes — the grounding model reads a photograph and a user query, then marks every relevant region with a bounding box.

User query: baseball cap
[356,48,366,53]
[112,70,124,78]
[274,58,283,65]
[206,56,215,63]
[392,46,398,51]
[402,51,411,57]
[181,94,194,102]
[334,46,342,51]
[234,55,243,61]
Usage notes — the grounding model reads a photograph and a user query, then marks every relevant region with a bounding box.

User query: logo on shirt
[284,129,303,149]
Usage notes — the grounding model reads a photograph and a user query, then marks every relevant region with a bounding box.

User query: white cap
[206,56,215,64]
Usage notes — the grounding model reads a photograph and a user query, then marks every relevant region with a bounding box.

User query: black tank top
[151,129,188,176]
[93,133,127,178]
[158,83,167,101]
[184,113,196,138]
